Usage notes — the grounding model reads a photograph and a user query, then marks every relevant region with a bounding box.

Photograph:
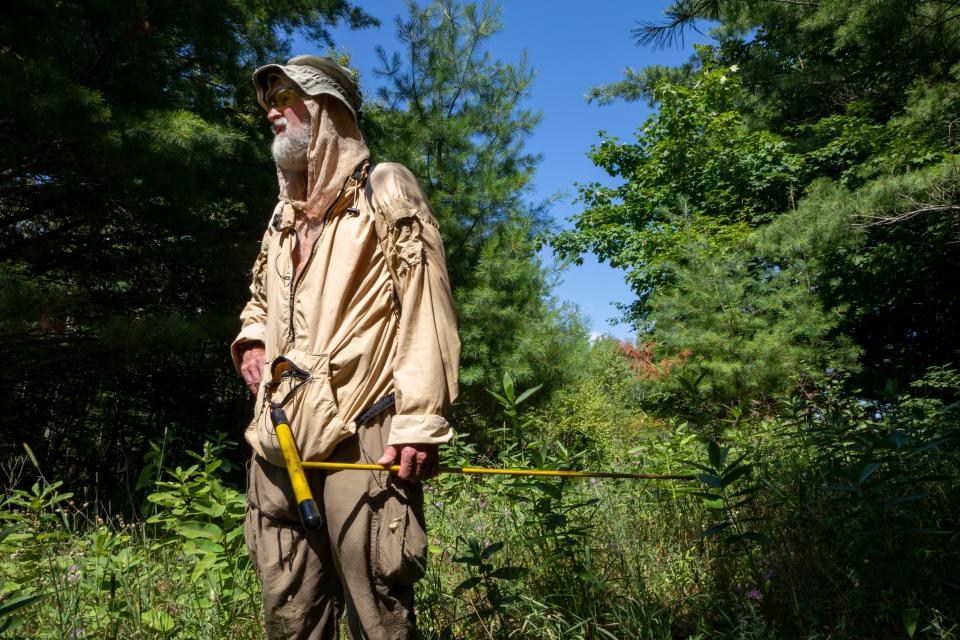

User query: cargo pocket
[373,477,428,585]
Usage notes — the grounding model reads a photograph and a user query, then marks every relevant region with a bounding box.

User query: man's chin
[271,128,310,172]
[273,153,308,172]
[274,160,307,172]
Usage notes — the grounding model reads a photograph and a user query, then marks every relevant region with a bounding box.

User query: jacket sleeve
[229,214,275,372]
[371,164,460,446]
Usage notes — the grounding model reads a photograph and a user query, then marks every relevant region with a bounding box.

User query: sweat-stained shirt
[231,163,460,467]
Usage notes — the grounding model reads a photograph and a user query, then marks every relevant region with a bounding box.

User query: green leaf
[190,553,223,581]
[142,608,175,633]
[192,502,226,517]
[514,384,543,406]
[178,521,223,541]
[698,521,732,539]
[888,430,908,449]
[692,491,723,501]
[739,532,774,546]
[185,539,225,555]
[907,438,947,457]
[827,483,857,493]
[708,441,726,470]
[858,463,881,485]
[0,524,25,542]
[720,463,752,487]
[903,608,919,639]
[489,566,527,580]
[22,443,40,471]
[886,493,931,505]
[682,460,715,474]
[697,473,723,489]
[0,592,47,617]
[453,576,482,594]
[480,541,504,560]
[485,389,508,405]
[722,452,749,473]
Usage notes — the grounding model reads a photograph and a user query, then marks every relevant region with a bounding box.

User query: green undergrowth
[2,372,958,639]
[0,436,259,639]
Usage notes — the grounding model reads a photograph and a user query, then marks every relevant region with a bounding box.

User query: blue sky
[308,2,709,339]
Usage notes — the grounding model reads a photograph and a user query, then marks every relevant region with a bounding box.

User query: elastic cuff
[230,324,267,371]
[387,414,453,446]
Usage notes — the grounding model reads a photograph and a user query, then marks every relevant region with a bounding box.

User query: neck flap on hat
[277,95,370,219]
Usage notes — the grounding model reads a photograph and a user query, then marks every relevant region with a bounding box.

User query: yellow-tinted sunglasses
[266,87,303,111]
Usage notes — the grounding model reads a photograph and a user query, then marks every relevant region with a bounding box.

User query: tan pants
[245,412,428,640]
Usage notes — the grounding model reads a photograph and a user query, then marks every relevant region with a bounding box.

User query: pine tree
[641,206,860,426]
[367,0,589,429]
[0,0,375,498]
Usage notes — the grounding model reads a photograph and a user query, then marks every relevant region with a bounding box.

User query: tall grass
[2,369,958,639]
[0,438,260,639]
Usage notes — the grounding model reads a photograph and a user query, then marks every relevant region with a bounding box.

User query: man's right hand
[239,343,266,394]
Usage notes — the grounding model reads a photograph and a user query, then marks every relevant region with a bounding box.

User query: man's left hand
[377,443,439,482]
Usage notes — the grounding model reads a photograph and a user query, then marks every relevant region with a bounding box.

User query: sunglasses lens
[268,89,299,110]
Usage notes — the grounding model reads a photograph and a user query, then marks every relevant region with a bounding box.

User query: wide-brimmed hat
[252,55,362,122]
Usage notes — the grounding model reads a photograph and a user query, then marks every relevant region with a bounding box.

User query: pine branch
[631,0,818,50]
[857,203,960,226]
[632,0,725,50]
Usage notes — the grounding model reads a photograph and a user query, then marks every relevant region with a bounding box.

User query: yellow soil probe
[273,402,692,531]
[269,405,323,530]
[266,356,694,532]
[301,460,695,481]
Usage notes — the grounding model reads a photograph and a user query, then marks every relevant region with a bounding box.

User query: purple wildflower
[747,589,763,602]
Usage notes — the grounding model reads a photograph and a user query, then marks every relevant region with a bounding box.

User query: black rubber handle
[299,499,323,530]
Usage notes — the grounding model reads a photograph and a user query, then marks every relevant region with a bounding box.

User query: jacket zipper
[287,173,355,347]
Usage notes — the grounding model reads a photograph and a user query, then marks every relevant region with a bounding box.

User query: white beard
[271,116,311,172]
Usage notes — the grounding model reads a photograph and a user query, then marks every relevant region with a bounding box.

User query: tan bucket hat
[252,55,362,122]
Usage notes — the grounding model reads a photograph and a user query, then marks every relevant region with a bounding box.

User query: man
[231,55,460,640]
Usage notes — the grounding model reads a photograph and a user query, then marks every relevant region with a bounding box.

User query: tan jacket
[231,163,460,466]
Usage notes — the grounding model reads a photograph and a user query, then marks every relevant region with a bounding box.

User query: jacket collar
[273,161,369,233]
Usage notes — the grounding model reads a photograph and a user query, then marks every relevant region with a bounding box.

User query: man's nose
[267,107,282,121]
